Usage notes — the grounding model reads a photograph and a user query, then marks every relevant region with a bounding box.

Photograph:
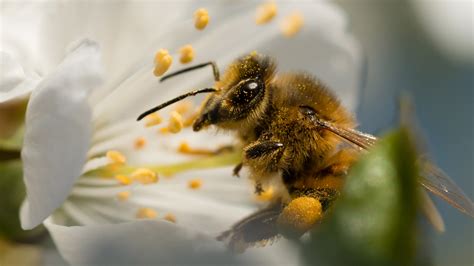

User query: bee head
[137,53,275,131]
[193,53,276,131]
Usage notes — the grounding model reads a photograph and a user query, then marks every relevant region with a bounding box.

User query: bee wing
[315,119,474,218]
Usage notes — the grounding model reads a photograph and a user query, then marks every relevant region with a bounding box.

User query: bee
[138,52,474,252]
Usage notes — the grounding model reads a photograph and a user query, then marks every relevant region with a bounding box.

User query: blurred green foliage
[0,160,44,242]
[304,129,424,266]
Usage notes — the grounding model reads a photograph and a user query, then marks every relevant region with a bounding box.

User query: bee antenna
[159,61,220,82]
[137,88,218,121]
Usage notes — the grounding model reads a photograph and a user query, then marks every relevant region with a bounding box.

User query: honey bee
[138,53,474,252]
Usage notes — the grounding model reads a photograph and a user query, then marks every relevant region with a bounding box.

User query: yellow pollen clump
[280,12,304,37]
[134,137,147,150]
[136,207,158,219]
[256,1,277,25]
[256,187,274,202]
[115,175,133,186]
[277,197,322,238]
[188,178,203,190]
[168,111,184,134]
[158,127,170,134]
[153,49,173,77]
[145,113,163,127]
[179,45,195,64]
[174,100,193,115]
[106,150,126,165]
[183,110,199,127]
[116,191,130,201]
[163,213,177,223]
[131,168,158,184]
[194,8,209,30]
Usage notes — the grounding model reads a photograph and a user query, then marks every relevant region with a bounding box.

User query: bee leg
[233,162,243,177]
[244,141,284,159]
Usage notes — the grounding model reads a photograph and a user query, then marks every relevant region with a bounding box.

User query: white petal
[20,39,103,229]
[0,51,41,103]
[44,217,300,265]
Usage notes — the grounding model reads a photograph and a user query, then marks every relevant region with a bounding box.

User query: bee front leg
[244,141,284,159]
[233,162,243,177]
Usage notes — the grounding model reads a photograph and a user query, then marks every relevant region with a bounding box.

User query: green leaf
[305,129,420,266]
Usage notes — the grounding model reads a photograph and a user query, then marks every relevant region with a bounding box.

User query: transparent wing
[314,118,474,218]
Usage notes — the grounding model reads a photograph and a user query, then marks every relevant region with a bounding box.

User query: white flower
[6,1,362,264]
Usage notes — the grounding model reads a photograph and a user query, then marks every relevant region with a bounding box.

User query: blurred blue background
[335,1,473,265]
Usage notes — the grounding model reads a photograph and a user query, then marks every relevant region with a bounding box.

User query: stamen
[188,178,203,190]
[116,191,131,201]
[106,150,126,165]
[277,197,322,238]
[280,12,304,37]
[163,213,177,223]
[136,207,158,219]
[115,174,133,185]
[131,168,158,184]
[168,111,184,134]
[179,45,195,64]
[194,8,209,30]
[145,113,163,127]
[134,137,147,150]
[256,1,277,25]
[153,49,173,77]
[256,187,274,201]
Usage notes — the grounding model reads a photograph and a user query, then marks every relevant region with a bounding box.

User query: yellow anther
[159,127,170,134]
[153,49,173,77]
[280,12,304,37]
[116,191,131,201]
[131,168,158,184]
[277,197,322,238]
[115,175,133,186]
[178,141,192,153]
[174,100,193,115]
[178,141,214,156]
[168,111,184,134]
[256,1,277,25]
[256,187,274,202]
[188,178,203,190]
[145,113,163,127]
[163,213,177,223]
[134,137,147,150]
[194,8,209,30]
[106,150,126,165]
[179,44,195,64]
[136,207,158,219]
